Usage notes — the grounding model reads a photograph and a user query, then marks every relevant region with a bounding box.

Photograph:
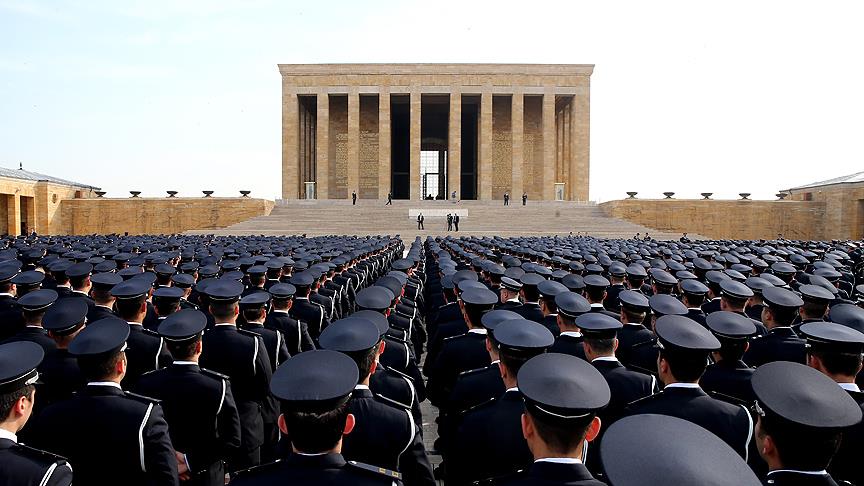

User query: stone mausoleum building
[279,64,592,202]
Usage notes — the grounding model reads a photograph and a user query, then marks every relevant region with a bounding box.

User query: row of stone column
[283,88,587,201]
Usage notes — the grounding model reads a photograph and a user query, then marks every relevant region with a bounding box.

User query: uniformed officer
[798,322,864,485]
[228,350,401,485]
[680,278,709,328]
[743,287,806,367]
[514,273,545,323]
[548,291,591,359]
[600,414,761,486]
[700,311,758,403]
[36,299,89,412]
[145,286,185,330]
[537,279,567,336]
[111,278,172,390]
[63,262,96,313]
[751,361,862,485]
[794,284,834,330]
[603,261,628,312]
[137,309,242,486]
[31,318,179,485]
[614,290,653,371]
[0,341,73,486]
[626,315,754,459]
[2,289,58,354]
[448,319,554,484]
[744,276,773,321]
[171,273,200,310]
[0,260,24,341]
[426,288,498,407]
[318,317,434,486]
[288,272,330,343]
[264,283,315,355]
[583,275,612,314]
[88,272,122,322]
[199,279,273,471]
[497,276,523,311]
[496,353,610,486]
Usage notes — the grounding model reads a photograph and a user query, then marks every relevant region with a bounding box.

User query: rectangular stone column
[7,195,21,236]
[572,80,590,201]
[378,90,391,200]
[347,88,360,198]
[282,87,299,200]
[448,89,461,200]
[316,92,329,199]
[511,90,524,198]
[542,88,556,201]
[479,87,493,200]
[409,88,421,200]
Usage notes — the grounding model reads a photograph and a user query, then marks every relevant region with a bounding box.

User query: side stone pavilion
[280,64,592,201]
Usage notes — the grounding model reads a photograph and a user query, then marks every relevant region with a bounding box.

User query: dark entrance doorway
[390,96,410,200]
[460,97,479,200]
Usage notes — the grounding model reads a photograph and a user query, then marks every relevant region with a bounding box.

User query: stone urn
[626,191,638,199]
[700,192,713,200]
[739,193,751,200]
[95,191,106,198]
[776,193,788,200]
[240,190,251,198]
[129,191,141,198]
[166,191,178,198]
[202,191,214,197]
[663,192,675,199]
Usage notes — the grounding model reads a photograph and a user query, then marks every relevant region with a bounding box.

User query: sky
[1,0,863,202]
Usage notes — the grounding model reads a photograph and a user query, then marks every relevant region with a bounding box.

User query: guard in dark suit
[496,353,609,486]
[198,279,273,472]
[752,361,862,486]
[600,415,761,486]
[111,279,172,390]
[603,262,628,313]
[229,350,401,486]
[743,287,806,367]
[680,279,710,328]
[548,291,592,359]
[448,319,554,485]
[0,341,73,486]
[63,262,97,316]
[584,274,619,318]
[496,276,524,312]
[36,299,89,412]
[798,322,864,486]
[613,291,652,370]
[265,283,315,354]
[626,315,753,459]
[318,318,434,486]
[700,311,757,403]
[1,289,58,354]
[137,309,242,486]
[513,273,545,323]
[426,288,498,407]
[31,319,179,485]
[289,273,329,342]
[537,280,567,336]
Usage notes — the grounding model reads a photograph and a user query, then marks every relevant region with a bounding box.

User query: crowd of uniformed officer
[0,232,864,485]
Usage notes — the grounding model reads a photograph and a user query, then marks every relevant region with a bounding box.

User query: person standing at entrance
[522,192,528,206]
[447,214,453,232]
[352,191,357,205]
[417,213,424,230]
[386,192,392,205]
[454,214,460,232]
[504,192,510,206]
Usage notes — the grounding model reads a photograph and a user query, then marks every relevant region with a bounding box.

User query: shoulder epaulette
[124,391,162,405]
[624,363,658,377]
[143,328,161,338]
[707,390,749,407]
[346,460,402,481]
[374,392,411,410]
[381,364,412,380]
[15,443,69,466]
[237,328,263,340]
[442,334,465,343]
[461,396,496,417]
[626,390,662,409]
[232,459,282,478]
[200,367,230,381]
[458,365,491,378]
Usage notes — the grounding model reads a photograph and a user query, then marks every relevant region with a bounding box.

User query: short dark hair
[585,337,615,355]
[660,349,706,382]
[166,336,201,361]
[621,308,645,324]
[249,274,265,286]
[78,350,124,382]
[283,400,351,454]
[0,282,12,294]
[462,303,492,328]
[0,384,35,421]
[69,276,89,290]
[242,307,265,322]
[759,415,840,471]
[809,350,863,377]
[500,349,534,378]
[528,408,593,455]
[116,297,146,320]
[768,305,798,326]
[153,298,178,316]
[522,286,540,302]
[722,295,748,310]
[718,340,748,362]
[585,287,605,302]
[344,346,378,381]
[91,288,113,304]
[682,293,705,307]
[210,301,238,321]
[540,296,558,312]
[800,301,828,320]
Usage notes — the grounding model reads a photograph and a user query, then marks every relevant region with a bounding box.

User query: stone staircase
[188,199,690,240]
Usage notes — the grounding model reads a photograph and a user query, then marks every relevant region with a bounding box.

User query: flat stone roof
[0,166,100,190]
[278,63,594,76]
